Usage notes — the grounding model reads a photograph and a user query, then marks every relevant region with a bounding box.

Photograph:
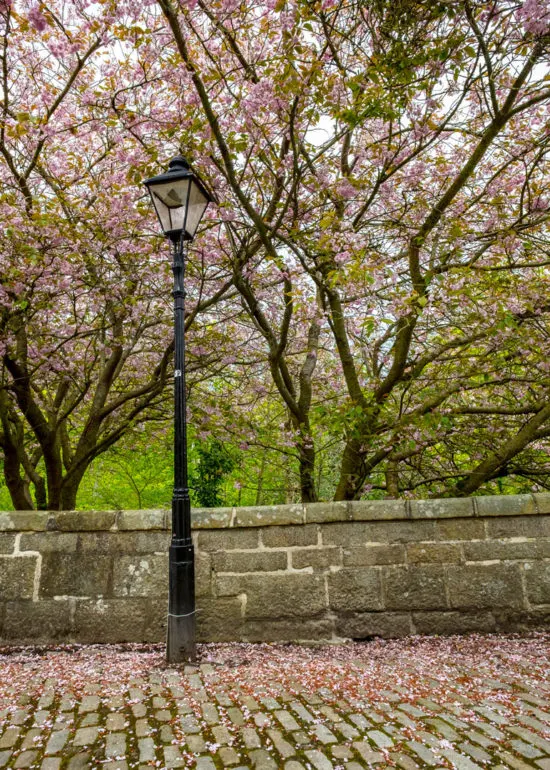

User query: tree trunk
[298,437,318,503]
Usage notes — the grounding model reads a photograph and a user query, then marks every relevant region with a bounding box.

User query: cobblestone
[0,635,547,769]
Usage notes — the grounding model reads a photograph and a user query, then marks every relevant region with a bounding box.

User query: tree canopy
[1,0,550,508]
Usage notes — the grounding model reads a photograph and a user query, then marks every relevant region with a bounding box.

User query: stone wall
[0,494,549,645]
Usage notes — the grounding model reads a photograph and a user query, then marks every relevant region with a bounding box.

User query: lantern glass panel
[148,179,191,235]
[185,182,209,239]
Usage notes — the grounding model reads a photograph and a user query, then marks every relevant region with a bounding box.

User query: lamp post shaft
[166,235,196,663]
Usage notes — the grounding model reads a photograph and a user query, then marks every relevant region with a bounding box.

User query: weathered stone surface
[235,505,304,527]
[192,508,233,529]
[369,520,437,543]
[476,494,536,517]
[3,600,71,642]
[1,498,549,644]
[463,540,548,561]
[412,611,496,635]
[321,521,370,546]
[342,544,406,566]
[212,550,287,573]
[20,532,79,553]
[291,547,341,570]
[305,502,350,523]
[196,597,244,642]
[328,569,383,612]
[493,609,550,632]
[435,519,485,541]
[410,498,475,519]
[195,552,212,598]
[242,618,334,642]
[198,528,259,552]
[262,524,318,548]
[0,555,37,599]
[447,564,524,609]
[406,543,462,564]
[116,510,166,530]
[0,511,48,531]
[76,531,170,553]
[40,553,112,597]
[112,555,167,597]
[0,534,15,554]
[50,511,116,531]
[533,493,550,513]
[383,566,447,610]
[351,500,407,521]
[244,573,326,618]
[336,612,412,639]
[73,598,156,642]
[486,515,549,540]
[524,562,550,605]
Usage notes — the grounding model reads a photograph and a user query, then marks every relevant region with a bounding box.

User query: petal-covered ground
[0,633,549,769]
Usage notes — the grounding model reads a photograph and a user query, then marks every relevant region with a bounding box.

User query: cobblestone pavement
[0,634,549,770]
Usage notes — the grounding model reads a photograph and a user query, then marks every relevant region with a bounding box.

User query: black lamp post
[144,156,212,663]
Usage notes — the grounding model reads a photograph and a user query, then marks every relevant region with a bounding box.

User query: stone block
[261,524,318,548]
[192,508,233,529]
[328,569,383,612]
[342,544,406,566]
[524,562,550,605]
[116,510,166,530]
[383,566,447,610]
[0,535,15,554]
[485,516,549,540]
[142,599,167,642]
[305,502,350,523]
[0,511,48,531]
[2,600,72,642]
[196,596,244,642]
[410,498,474,519]
[533,493,550,513]
[20,532,78,553]
[447,564,524,609]
[77,531,170,554]
[350,500,407,521]
[73,598,154,643]
[336,612,411,639]
[320,522,371,546]
[291,547,341,570]
[406,543,461,564]
[195,552,212,598]
[234,505,304,527]
[214,574,248,596]
[112,554,167,597]
[198,528,259,552]
[372,520,437,544]
[40,553,112,597]
[463,540,549,561]
[435,519,485,541]
[49,511,116,531]
[475,494,536,517]
[0,555,37,599]
[242,618,333,642]
[493,608,550,632]
[243,573,326,618]
[213,549,287,573]
[412,611,496,635]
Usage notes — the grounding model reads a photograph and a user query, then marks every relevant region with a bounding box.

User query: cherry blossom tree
[3,0,550,508]
[0,0,235,509]
[150,0,550,500]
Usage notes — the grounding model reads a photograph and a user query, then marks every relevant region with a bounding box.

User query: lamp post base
[166,539,196,663]
[166,611,196,663]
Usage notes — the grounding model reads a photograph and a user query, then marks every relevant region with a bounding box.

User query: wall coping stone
[0,493,547,532]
